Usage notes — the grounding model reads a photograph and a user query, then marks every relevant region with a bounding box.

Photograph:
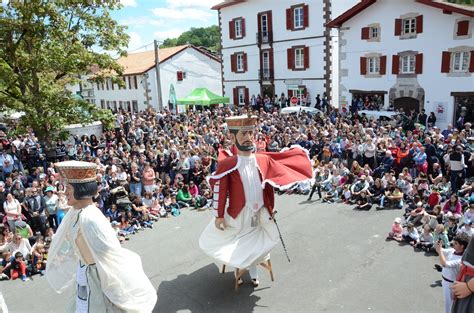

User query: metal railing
[258,68,274,80]
[256,31,273,44]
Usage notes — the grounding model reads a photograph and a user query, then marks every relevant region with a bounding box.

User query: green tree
[160,25,221,53]
[0,0,129,143]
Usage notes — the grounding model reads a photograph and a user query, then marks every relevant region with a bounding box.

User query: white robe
[199,155,279,269]
[46,204,157,312]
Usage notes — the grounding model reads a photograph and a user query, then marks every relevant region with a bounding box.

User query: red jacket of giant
[209,147,313,219]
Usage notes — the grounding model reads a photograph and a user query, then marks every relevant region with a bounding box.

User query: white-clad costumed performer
[46,161,157,312]
[199,115,313,286]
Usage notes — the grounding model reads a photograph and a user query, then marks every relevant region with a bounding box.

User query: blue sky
[113,0,222,52]
[113,0,360,52]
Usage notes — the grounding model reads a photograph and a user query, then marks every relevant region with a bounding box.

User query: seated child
[457,220,473,237]
[31,243,46,275]
[413,224,434,251]
[387,217,403,241]
[432,224,450,251]
[446,215,459,242]
[2,251,28,281]
[0,251,11,280]
[354,190,372,210]
[406,202,426,225]
[402,222,419,245]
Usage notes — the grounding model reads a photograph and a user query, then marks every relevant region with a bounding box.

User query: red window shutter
[394,19,402,36]
[416,15,423,34]
[470,51,474,73]
[268,11,273,34]
[257,13,262,34]
[303,5,309,28]
[233,88,238,105]
[360,57,367,75]
[286,8,292,30]
[230,54,237,72]
[229,20,235,39]
[361,27,370,40]
[415,53,423,74]
[457,20,469,36]
[288,90,293,98]
[304,46,310,69]
[243,53,248,72]
[380,55,387,75]
[245,88,249,104]
[177,71,183,81]
[441,51,451,73]
[269,48,274,70]
[392,55,400,74]
[287,48,293,70]
[241,18,246,38]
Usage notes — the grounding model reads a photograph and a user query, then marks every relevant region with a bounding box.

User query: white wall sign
[433,101,448,123]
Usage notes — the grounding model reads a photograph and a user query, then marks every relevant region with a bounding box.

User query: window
[294,6,304,29]
[234,19,242,38]
[236,54,244,72]
[261,14,268,37]
[127,76,132,89]
[403,18,416,35]
[96,82,100,90]
[452,51,470,72]
[100,99,105,109]
[132,100,138,113]
[294,48,304,69]
[133,76,138,89]
[401,55,415,73]
[368,57,380,74]
[177,71,184,81]
[370,27,379,39]
[238,88,245,105]
[294,88,305,99]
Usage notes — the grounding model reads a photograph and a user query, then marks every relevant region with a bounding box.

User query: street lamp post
[154,39,164,111]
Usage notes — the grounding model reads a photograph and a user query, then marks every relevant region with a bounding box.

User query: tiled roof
[327,0,473,28]
[118,45,189,75]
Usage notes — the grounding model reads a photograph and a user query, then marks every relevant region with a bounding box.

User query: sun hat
[45,186,55,193]
[394,217,402,224]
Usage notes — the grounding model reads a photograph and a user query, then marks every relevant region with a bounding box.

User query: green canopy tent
[178,88,229,106]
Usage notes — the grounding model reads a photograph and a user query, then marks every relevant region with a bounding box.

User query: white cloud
[119,16,164,28]
[127,31,144,50]
[165,0,222,9]
[120,0,138,7]
[153,28,188,40]
[151,7,213,22]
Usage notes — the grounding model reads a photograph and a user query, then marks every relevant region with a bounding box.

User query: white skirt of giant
[199,205,279,269]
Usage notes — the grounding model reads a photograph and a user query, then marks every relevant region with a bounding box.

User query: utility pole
[154,39,163,111]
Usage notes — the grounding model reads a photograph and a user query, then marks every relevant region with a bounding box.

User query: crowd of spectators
[0,99,472,288]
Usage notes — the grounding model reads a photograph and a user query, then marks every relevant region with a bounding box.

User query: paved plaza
[2,195,444,312]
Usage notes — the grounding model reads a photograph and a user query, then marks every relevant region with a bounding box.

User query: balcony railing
[256,31,273,44]
[258,69,274,81]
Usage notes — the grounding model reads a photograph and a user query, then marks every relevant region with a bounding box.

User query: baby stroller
[110,186,132,212]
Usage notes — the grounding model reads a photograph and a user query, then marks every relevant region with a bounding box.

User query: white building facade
[212,0,332,107]
[93,45,222,112]
[328,0,474,129]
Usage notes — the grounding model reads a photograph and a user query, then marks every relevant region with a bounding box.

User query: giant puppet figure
[46,161,157,313]
[199,115,312,286]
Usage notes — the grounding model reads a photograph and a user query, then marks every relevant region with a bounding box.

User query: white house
[212,0,332,106]
[93,45,222,112]
[328,0,474,129]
